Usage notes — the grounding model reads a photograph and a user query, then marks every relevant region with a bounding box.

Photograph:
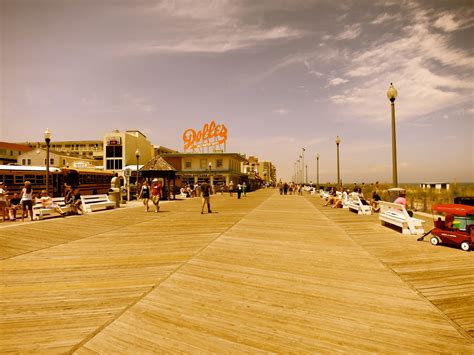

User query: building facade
[17,149,102,169]
[103,130,154,172]
[245,156,277,187]
[21,140,103,160]
[0,142,32,165]
[162,152,248,188]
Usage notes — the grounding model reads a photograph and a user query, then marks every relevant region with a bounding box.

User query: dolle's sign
[183,121,227,152]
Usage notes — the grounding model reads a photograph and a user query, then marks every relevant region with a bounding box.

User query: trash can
[108,188,121,208]
[108,177,121,208]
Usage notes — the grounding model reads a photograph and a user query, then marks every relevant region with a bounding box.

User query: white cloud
[433,12,474,32]
[152,0,237,23]
[128,26,302,54]
[336,24,361,40]
[370,13,399,25]
[122,93,156,113]
[329,77,348,86]
[274,109,290,115]
[327,6,473,122]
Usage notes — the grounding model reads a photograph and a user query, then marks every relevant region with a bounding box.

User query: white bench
[319,190,330,199]
[33,197,71,220]
[379,201,425,235]
[346,194,372,215]
[81,194,115,213]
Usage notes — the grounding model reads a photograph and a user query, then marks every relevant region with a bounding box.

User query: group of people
[0,181,37,221]
[138,178,162,213]
[278,182,305,195]
[320,186,412,214]
[136,178,251,215]
[0,181,84,222]
[322,187,379,211]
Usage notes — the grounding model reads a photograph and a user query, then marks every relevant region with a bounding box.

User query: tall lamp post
[297,159,300,183]
[335,135,341,189]
[387,83,398,187]
[208,162,212,193]
[301,148,306,184]
[316,153,320,191]
[44,128,52,195]
[135,149,140,199]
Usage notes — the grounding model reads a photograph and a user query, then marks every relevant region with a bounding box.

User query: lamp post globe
[387,83,398,187]
[44,128,52,195]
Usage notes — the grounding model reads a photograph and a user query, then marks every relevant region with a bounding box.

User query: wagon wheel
[460,241,470,251]
[430,236,440,246]
[417,229,433,241]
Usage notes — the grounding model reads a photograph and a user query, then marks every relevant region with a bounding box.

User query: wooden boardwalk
[1,190,473,353]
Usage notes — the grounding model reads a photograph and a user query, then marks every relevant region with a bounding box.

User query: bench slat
[81,194,115,213]
[378,201,425,235]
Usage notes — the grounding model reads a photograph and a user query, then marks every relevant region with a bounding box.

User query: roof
[140,156,177,172]
[163,152,248,162]
[432,204,474,217]
[0,142,33,151]
[0,165,61,172]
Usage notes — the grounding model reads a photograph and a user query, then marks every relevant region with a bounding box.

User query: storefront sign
[182,121,227,151]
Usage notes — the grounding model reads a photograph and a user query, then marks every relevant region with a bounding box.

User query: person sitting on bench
[394,191,413,217]
[40,190,67,216]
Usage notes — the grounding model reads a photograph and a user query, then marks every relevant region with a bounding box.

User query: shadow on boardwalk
[1,190,473,353]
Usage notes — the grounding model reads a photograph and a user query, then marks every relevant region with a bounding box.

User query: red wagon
[429,204,474,251]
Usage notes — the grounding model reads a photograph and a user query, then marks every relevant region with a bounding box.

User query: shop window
[185,160,192,169]
[216,159,223,168]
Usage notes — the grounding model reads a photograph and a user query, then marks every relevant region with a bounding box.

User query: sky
[1,0,473,183]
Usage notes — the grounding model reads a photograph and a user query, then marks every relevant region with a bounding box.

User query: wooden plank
[1,191,472,353]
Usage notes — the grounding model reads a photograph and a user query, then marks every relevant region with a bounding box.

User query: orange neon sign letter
[182,120,228,150]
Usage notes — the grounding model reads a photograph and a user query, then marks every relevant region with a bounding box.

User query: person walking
[200,179,212,214]
[242,182,247,197]
[0,182,8,221]
[138,179,150,212]
[229,181,234,197]
[151,178,162,213]
[237,183,242,199]
[20,181,34,221]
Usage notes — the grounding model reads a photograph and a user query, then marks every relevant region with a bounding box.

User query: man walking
[201,179,212,214]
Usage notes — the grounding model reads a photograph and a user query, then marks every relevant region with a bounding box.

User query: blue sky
[1,0,473,183]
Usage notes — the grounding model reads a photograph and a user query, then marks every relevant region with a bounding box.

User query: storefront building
[103,130,154,172]
[162,152,248,189]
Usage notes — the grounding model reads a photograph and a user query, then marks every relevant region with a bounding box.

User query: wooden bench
[379,201,425,235]
[81,194,115,213]
[346,194,372,215]
[33,197,71,220]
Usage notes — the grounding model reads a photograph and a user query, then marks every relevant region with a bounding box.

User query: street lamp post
[316,153,320,191]
[44,128,51,195]
[135,149,140,199]
[301,148,306,184]
[387,83,398,187]
[208,162,213,193]
[335,135,341,189]
[297,159,300,183]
